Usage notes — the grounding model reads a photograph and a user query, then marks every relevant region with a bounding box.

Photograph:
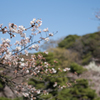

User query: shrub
[70,63,86,75]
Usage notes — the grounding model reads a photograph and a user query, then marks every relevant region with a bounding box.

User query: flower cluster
[0,18,71,100]
[63,68,70,72]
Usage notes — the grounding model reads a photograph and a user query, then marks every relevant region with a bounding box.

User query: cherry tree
[0,18,70,100]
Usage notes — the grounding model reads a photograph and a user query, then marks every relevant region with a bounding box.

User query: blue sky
[0,0,100,42]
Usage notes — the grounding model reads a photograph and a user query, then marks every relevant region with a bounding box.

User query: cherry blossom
[0,18,71,100]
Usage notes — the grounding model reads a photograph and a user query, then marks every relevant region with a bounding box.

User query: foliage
[58,35,80,49]
[47,48,85,74]
[27,52,71,100]
[27,51,100,100]
[70,63,86,75]
[56,79,99,100]
[34,52,59,66]
[58,32,100,65]
[48,48,80,68]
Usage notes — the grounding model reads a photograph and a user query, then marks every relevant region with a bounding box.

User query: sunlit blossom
[45,37,49,41]
[24,50,28,56]
[21,58,24,61]
[30,18,36,25]
[22,93,29,97]
[26,70,29,73]
[16,46,21,51]
[52,68,57,73]
[43,28,48,32]
[53,82,57,87]
[19,25,26,31]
